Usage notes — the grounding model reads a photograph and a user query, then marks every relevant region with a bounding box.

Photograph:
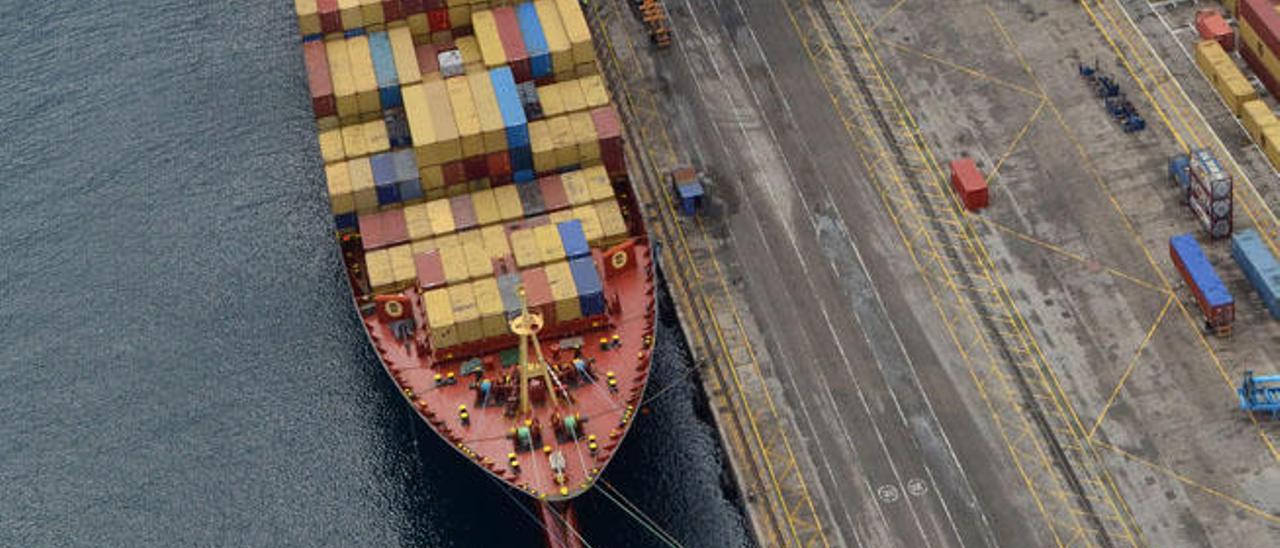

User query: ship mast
[511,286,559,415]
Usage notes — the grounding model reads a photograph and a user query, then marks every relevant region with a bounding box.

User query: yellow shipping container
[389,244,417,288]
[449,284,482,344]
[338,0,363,31]
[553,0,593,67]
[561,169,591,205]
[318,128,346,163]
[439,243,469,284]
[325,38,359,119]
[583,166,614,201]
[423,80,462,165]
[572,204,603,244]
[473,10,507,69]
[596,200,627,245]
[1242,100,1277,144]
[411,237,438,256]
[347,35,382,114]
[460,230,493,279]
[544,260,580,322]
[574,60,597,78]
[534,0,573,77]
[481,224,512,258]
[1265,132,1280,169]
[468,72,508,153]
[341,123,368,159]
[365,248,395,292]
[549,210,574,226]
[423,288,459,349]
[538,83,565,118]
[559,79,586,114]
[426,198,456,235]
[1217,72,1257,116]
[325,162,355,215]
[472,188,501,226]
[296,0,321,36]
[1241,18,1280,88]
[494,185,525,220]
[472,278,507,338]
[510,228,542,267]
[362,119,390,156]
[404,203,433,240]
[402,83,437,163]
[1195,39,1229,75]
[421,165,445,191]
[360,0,384,25]
[549,116,576,168]
[535,224,566,263]
[446,77,485,158]
[388,25,422,85]
[530,120,557,173]
[571,112,600,162]
[448,5,471,30]
[580,75,609,108]
[407,13,430,43]
[456,36,482,66]
[1263,125,1280,151]
[348,156,379,212]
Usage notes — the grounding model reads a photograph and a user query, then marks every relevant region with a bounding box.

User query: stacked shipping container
[1188,148,1233,239]
[1232,228,1280,319]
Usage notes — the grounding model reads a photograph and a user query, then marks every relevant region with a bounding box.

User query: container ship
[292,1,655,544]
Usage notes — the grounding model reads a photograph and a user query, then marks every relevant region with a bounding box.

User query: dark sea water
[0,1,750,546]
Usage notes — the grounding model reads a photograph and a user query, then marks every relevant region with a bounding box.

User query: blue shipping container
[384,110,411,148]
[515,3,552,79]
[1170,233,1233,309]
[1232,229,1280,319]
[391,149,418,183]
[370,153,398,186]
[1169,154,1190,193]
[368,32,402,109]
[334,212,358,230]
[557,220,590,259]
[397,179,424,202]
[490,68,530,149]
[568,256,605,317]
[376,182,401,206]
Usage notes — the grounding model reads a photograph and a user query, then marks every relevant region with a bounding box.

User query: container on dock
[1196,9,1234,52]
[1169,153,1191,197]
[1237,6,1280,101]
[948,158,989,211]
[1242,100,1278,144]
[1188,148,1233,239]
[1170,233,1234,334]
[1231,229,1280,319]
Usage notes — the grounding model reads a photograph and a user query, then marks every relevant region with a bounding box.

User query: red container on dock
[494,7,532,82]
[1196,10,1235,52]
[303,41,336,118]
[949,158,989,212]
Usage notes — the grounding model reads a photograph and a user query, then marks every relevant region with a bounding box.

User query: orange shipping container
[1196,9,1234,52]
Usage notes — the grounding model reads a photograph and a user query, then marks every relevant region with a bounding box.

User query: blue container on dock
[491,68,530,149]
[1170,233,1234,324]
[557,219,589,259]
[391,149,418,182]
[568,256,606,317]
[368,32,402,109]
[516,4,552,80]
[384,109,411,148]
[1232,229,1280,319]
[1169,154,1190,194]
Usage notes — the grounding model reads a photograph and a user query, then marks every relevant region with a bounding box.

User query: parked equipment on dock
[630,0,672,48]
[1171,233,1234,336]
[1231,229,1280,319]
[668,166,705,216]
[1239,371,1280,417]
[1188,148,1233,239]
[1169,153,1191,201]
[949,157,989,212]
[1079,63,1146,133]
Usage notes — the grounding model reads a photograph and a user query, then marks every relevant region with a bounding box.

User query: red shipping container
[402,0,426,14]
[493,7,532,82]
[450,194,478,230]
[538,175,569,210]
[464,155,489,180]
[520,267,555,321]
[423,0,442,10]
[590,106,625,178]
[317,0,341,33]
[415,44,440,76]
[487,151,512,178]
[442,160,467,186]
[303,41,336,118]
[360,209,410,250]
[381,0,404,21]
[1242,0,1280,62]
[948,158,988,211]
[428,9,451,32]
[1196,10,1234,52]
[415,250,446,290]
